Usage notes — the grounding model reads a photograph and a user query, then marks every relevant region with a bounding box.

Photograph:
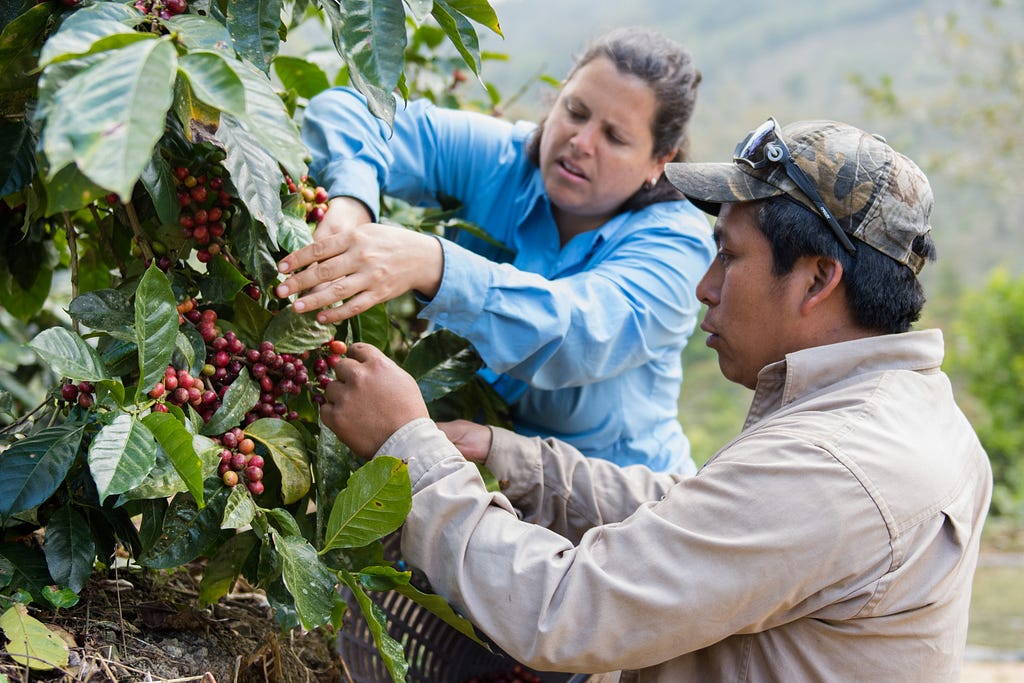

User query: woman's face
[539,56,674,239]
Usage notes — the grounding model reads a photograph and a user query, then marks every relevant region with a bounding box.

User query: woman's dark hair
[756,196,937,334]
[526,27,702,212]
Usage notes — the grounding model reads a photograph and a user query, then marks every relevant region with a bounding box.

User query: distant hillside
[479,0,1023,292]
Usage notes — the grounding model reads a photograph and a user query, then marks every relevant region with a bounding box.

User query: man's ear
[798,256,844,316]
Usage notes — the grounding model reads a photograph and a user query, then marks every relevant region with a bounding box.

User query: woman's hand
[320,343,430,459]
[437,420,493,464]
[275,197,444,324]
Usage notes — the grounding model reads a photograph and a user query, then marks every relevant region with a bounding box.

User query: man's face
[695,202,808,390]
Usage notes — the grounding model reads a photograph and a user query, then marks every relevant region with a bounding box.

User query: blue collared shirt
[302,87,715,473]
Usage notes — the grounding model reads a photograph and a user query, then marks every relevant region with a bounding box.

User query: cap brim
[664,162,784,216]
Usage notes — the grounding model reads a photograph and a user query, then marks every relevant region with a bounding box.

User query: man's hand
[437,420,493,464]
[320,343,429,459]
[275,196,444,324]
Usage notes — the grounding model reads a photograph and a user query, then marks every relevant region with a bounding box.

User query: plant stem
[62,211,80,334]
[123,200,154,261]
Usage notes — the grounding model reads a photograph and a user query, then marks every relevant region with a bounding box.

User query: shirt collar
[744,329,946,429]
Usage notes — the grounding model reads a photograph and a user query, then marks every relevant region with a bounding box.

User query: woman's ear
[798,256,844,316]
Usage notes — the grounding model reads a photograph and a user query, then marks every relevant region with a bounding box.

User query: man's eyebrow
[712,227,724,246]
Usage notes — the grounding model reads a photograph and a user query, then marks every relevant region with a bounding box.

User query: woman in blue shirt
[276,27,715,474]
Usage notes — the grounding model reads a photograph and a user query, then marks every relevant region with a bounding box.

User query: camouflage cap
[664,119,933,273]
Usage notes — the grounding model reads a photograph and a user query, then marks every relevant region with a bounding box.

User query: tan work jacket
[381,329,992,682]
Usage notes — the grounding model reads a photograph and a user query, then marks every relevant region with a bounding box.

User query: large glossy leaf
[313,425,357,546]
[198,254,251,304]
[0,256,51,322]
[318,0,396,124]
[0,4,49,94]
[431,0,482,76]
[42,162,110,215]
[198,530,259,607]
[351,303,390,350]
[164,13,234,53]
[43,505,95,594]
[68,288,134,333]
[178,50,246,116]
[215,115,285,245]
[339,570,409,682]
[229,291,273,349]
[232,61,306,183]
[221,484,256,529]
[201,371,259,436]
[338,0,406,91]
[230,208,284,289]
[143,411,205,505]
[225,0,283,73]
[137,483,232,569]
[263,306,336,355]
[42,38,177,199]
[359,564,490,647]
[244,418,311,504]
[402,328,483,403]
[134,264,179,399]
[27,327,109,382]
[0,120,35,198]
[272,55,330,99]
[39,22,149,68]
[0,603,70,671]
[0,424,84,518]
[140,147,180,227]
[88,413,157,501]
[276,213,314,253]
[445,0,503,35]
[0,543,51,604]
[322,456,411,552]
[275,533,336,631]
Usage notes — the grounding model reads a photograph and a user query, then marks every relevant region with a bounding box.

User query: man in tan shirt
[320,118,992,681]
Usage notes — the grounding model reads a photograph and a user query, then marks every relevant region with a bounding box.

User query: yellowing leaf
[0,604,70,671]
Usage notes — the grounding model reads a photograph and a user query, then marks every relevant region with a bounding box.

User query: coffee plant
[0,0,510,679]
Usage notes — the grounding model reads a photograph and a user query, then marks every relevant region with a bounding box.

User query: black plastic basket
[337,535,583,683]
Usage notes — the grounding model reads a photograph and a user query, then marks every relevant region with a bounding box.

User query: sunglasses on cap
[733,118,857,256]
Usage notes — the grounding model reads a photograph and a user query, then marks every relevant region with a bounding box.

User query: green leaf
[351,302,390,350]
[0,604,70,671]
[40,27,152,69]
[38,2,143,68]
[276,213,314,253]
[88,413,157,501]
[43,162,109,215]
[221,484,256,529]
[198,254,251,304]
[444,0,503,36]
[263,306,336,355]
[0,120,36,198]
[360,564,491,648]
[230,212,282,289]
[272,55,330,100]
[134,263,179,399]
[323,456,411,552]
[199,530,259,607]
[0,543,52,604]
[0,3,50,94]
[0,424,84,518]
[402,329,483,402]
[230,290,274,347]
[339,570,409,682]
[275,533,337,631]
[244,418,311,504]
[43,505,95,594]
[143,411,205,506]
[338,0,407,93]
[30,327,113,383]
[68,289,134,335]
[226,0,284,73]
[41,585,80,610]
[215,115,285,245]
[319,0,396,124]
[137,483,232,569]
[201,371,260,436]
[178,50,247,116]
[232,60,306,183]
[140,148,180,227]
[164,13,235,53]
[42,38,177,199]
[431,1,482,77]
[0,256,52,322]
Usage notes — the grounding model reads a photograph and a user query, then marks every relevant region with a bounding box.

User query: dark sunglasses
[733,118,857,255]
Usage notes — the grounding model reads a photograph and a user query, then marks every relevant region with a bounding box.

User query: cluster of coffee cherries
[215,428,265,494]
[133,0,187,20]
[462,664,542,683]
[173,159,233,264]
[285,175,329,225]
[59,380,96,409]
